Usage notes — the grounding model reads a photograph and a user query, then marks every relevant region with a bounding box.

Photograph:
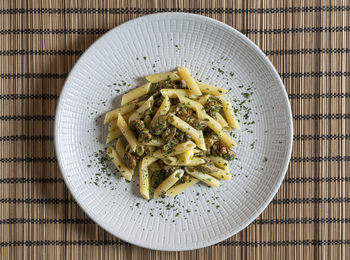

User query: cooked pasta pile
[105,67,240,200]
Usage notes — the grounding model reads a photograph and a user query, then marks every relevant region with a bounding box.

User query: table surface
[0,0,349,259]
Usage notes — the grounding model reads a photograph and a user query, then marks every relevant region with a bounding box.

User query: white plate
[55,13,293,251]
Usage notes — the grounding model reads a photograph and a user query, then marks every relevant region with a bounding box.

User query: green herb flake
[250,140,256,149]
[263,157,268,162]
[242,92,250,98]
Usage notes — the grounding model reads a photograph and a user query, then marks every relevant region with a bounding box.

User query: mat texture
[0,0,349,259]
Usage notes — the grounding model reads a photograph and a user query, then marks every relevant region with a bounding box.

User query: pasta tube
[128,96,153,123]
[165,176,199,196]
[152,141,196,159]
[121,82,151,106]
[177,149,195,163]
[177,67,202,95]
[197,82,228,96]
[185,167,221,187]
[161,156,206,166]
[139,156,158,200]
[107,146,133,181]
[146,71,180,83]
[208,156,229,170]
[219,97,240,129]
[154,169,184,198]
[209,168,232,180]
[106,127,122,144]
[104,101,138,124]
[150,95,170,128]
[167,113,206,150]
[115,139,125,158]
[117,113,138,152]
[215,113,230,130]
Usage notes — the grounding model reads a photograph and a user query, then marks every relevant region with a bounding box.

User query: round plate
[55,13,293,251]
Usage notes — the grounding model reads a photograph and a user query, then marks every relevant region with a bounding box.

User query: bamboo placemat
[0,0,349,259]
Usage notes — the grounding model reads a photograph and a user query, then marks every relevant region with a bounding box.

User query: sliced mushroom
[123,152,137,170]
[162,126,177,143]
[211,140,236,161]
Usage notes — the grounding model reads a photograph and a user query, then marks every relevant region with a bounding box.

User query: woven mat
[1,0,349,259]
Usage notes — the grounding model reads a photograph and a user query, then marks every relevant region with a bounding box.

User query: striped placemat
[1,1,349,259]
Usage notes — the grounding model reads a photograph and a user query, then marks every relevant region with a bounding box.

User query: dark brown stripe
[2,48,350,57]
[0,6,348,15]
[1,217,349,225]
[1,239,348,247]
[0,93,349,100]
[0,135,53,141]
[1,197,349,205]
[1,134,348,142]
[219,240,350,246]
[1,26,350,35]
[1,71,349,79]
[1,176,349,184]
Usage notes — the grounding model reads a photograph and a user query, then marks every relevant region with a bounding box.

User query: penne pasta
[209,168,232,180]
[141,137,165,146]
[109,112,132,131]
[167,113,206,150]
[197,82,228,96]
[104,100,138,124]
[106,127,122,144]
[160,89,195,98]
[177,67,202,95]
[139,156,158,200]
[219,97,240,129]
[117,113,139,152]
[161,156,206,166]
[121,82,151,106]
[215,112,230,130]
[128,96,153,123]
[197,109,237,148]
[196,94,210,105]
[165,175,199,196]
[185,167,221,187]
[115,139,126,158]
[177,93,204,112]
[154,169,184,198]
[218,130,237,148]
[152,141,196,159]
[208,156,229,170]
[177,149,195,163]
[146,71,181,83]
[150,95,170,128]
[107,146,133,181]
